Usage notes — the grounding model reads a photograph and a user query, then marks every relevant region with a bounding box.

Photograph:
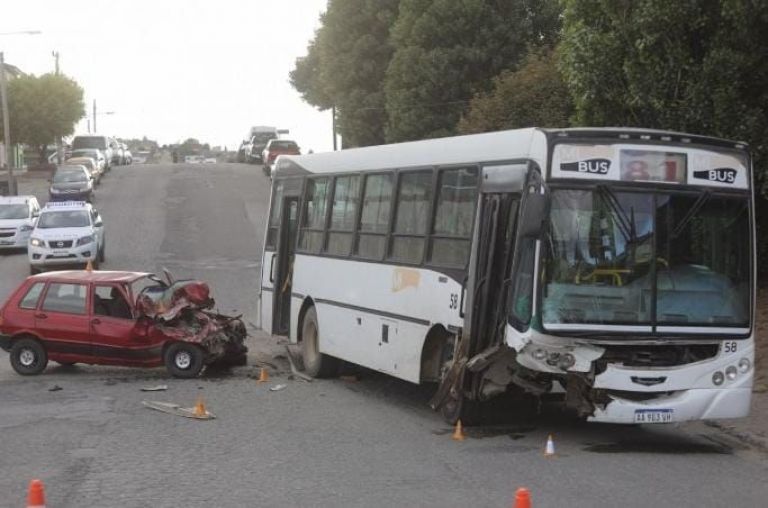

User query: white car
[70,148,107,175]
[28,201,106,274]
[0,196,40,250]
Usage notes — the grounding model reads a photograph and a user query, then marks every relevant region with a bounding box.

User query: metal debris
[48,385,63,392]
[142,400,216,420]
[285,346,313,382]
[269,384,287,392]
[140,384,168,392]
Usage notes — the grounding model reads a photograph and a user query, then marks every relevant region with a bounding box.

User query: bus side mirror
[518,192,548,238]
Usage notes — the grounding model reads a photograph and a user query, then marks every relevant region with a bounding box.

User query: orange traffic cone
[193,395,207,417]
[514,487,531,508]
[26,479,46,508]
[85,260,93,272]
[544,434,556,456]
[451,419,465,441]
[257,367,269,383]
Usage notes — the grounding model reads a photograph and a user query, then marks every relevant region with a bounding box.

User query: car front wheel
[10,338,48,375]
[164,342,204,378]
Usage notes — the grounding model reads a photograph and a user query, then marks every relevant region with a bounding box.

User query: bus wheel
[301,306,339,378]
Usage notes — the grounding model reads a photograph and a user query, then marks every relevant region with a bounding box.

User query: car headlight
[738,358,751,373]
[76,235,94,246]
[19,225,34,232]
[30,238,44,247]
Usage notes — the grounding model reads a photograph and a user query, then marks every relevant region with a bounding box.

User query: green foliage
[1,73,84,162]
[458,48,573,134]
[384,0,562,142]
[290,0,400,147]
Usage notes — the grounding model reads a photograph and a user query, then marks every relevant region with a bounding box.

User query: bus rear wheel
[301,306,339,378]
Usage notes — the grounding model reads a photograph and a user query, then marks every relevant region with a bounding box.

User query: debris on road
[48,385,63,392]
[140,385,168,392]
[285,346,313,382]
[142,400,216,420]
[270,384,287,392]
[340,375,358,383]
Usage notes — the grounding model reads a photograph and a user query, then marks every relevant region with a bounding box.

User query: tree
[458,48,573,134]
[559,0,768,186]
[290,0,400,147]
[0,73,84,163]
[384,0,562,142]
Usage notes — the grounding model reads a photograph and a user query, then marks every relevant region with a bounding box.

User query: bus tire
[440,389,481,426]
[301,306,339,378]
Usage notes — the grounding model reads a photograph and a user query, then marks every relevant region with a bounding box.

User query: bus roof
[275,127,748,177]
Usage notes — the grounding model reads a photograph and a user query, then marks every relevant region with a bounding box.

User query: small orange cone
[544,434,556,456]
[26,479,46,508]
[257,367,269,383]
[193,395,207,418]
[85,260,93,272]
[513,487,531,508]
[451,419,465,441]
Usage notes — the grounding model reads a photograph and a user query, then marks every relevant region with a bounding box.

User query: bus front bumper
[588,374,753,424]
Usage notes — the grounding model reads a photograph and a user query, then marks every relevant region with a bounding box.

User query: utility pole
[332,105,337,151]
[53,50,62,164]
[1,51,13,194]
[93,99,97,133]
[52,50,59,75]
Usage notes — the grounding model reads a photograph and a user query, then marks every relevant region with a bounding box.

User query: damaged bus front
[437,129,755,425]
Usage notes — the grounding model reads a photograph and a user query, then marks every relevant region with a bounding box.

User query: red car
[0,270,247,377]
[261,139,300,175]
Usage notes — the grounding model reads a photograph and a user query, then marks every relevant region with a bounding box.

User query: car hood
[136,280,213,321]
[33,227,93,240]
[0,218,32,229]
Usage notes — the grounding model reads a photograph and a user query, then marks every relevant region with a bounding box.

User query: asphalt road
[1,162,767,507]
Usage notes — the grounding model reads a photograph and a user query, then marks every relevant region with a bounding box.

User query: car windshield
[66,159,94,169]
[37,210,91,228]
[53,170,87,183]
[253,133,276,144]
[72,137,106,150]
[72,150,98,158]
[542,188,750,328]
[0,204,29,219]
[131,275,165,303]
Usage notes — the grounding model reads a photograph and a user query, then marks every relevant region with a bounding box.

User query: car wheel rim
[19,349,36,367]
[175,351,192,370]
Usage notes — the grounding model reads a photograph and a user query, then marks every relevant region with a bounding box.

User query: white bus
[258,127,755,425]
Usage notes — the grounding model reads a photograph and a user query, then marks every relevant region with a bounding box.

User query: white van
[71,135,114,170]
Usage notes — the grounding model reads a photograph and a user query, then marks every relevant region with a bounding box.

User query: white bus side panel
[291,254,464,383]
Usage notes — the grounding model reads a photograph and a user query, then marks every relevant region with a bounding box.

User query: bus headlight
[738,358,751,373]
[532,349,547,361]
[558,353,576,369]
[725,366,738,381]
[712,371,725,386]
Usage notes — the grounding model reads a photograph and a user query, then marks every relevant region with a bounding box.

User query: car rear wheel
[301,306,339,378]
[164,342,204,378]
[10,338,48,375]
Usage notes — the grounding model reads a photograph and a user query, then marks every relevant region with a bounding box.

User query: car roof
[41,201,92,212]
[66,157,95,164]
[56,164,88,172]
[0,195,36,205]
[28,270,151,283]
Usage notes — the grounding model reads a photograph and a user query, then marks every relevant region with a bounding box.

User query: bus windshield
[542,188,750,328]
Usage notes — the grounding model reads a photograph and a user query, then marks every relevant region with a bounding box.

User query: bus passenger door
[273,196,299,336]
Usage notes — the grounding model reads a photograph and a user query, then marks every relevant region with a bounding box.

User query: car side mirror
[94,219,103,227]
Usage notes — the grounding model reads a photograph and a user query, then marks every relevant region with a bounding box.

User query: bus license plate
[0,240,13,245]
[634,409,674,423]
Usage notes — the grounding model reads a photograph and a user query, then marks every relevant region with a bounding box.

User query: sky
[0,0,333,152]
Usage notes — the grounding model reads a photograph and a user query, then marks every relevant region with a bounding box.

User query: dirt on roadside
[755,288,767,392]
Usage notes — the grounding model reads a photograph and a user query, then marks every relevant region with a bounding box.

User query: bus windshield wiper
[672,190,711,238]
[596,185,636,244]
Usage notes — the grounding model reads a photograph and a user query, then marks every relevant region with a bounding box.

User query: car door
[35,281,92,359]
[90,284,152,365]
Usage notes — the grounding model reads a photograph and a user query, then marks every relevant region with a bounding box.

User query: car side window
[93,285,132,319]
[41,283,87,315]
[19,282,46,310]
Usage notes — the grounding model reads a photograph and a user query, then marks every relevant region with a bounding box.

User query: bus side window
[326,175,361,256]
[428,167,478,267]
[355,173,393,260]
[390,170,433,264]
[265,181,284,249]
[298,177,330,253]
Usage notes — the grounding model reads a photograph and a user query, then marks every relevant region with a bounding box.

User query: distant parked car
[110,138,124,166]
[203,157,217,164]
[71,136,113,171]
[123,149,133,165]
[49,166,94,203]
[132,155,147,164]
[69,148,107,174]
[0,196,40,250]
[246,129,279,164]
[261,139,300,174]
[64,157,102,184]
